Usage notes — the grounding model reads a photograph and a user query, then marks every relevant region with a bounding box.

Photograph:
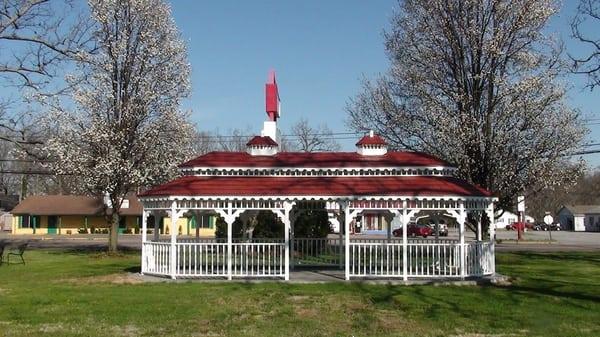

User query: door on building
[47,216,58,234]
[119,217,126,234]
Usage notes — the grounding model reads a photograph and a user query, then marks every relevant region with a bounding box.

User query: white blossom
[347,0,587,210]
[44,0,194,251]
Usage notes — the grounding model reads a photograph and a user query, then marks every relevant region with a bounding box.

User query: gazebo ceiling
[139,176,492,198]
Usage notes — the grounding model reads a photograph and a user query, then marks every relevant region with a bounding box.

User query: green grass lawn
[0,250,598,337]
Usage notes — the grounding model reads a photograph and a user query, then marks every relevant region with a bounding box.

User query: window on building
[20,215,30,228]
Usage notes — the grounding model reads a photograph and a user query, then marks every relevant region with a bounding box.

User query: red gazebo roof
[140,176,491,198]
[179,151,451,168]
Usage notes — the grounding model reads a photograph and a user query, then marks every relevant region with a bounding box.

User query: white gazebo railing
[292,237,342,267]
[142,238,494,279]
[232,242,285,277]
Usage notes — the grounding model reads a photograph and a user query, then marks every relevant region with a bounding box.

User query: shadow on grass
[506,251,600,264]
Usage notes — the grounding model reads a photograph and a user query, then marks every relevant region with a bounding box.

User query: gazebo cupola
[356,130,388,156]
[246,132,278,156]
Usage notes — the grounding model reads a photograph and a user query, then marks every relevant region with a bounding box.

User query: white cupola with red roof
[356,130,388,156]
[246,131,278,156]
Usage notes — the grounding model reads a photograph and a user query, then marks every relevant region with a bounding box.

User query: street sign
[543,214,553,225]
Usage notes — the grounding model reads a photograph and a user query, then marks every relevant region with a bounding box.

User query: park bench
[7,242,28,265]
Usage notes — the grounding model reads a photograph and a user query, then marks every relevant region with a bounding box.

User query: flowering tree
[45,0,194,252]
[347,0,586,212]
[571,0,600,89]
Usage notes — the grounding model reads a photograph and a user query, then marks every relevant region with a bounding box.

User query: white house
[557,205,600,232]
[494,210,534,229]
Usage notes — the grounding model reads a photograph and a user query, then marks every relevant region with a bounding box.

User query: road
[1,229,599,252]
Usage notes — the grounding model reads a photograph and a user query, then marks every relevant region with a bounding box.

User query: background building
[558,205,600,231]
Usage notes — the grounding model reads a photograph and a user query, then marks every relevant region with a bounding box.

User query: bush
[294,210,330,238]
[78,228,88,234]
[253,211,283,238]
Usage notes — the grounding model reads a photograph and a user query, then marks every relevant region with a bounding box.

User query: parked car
[540,223,561,231]
[505,221,534,231]
[533,223,544,231]
[427,223,449,236]
[393,224,433,238]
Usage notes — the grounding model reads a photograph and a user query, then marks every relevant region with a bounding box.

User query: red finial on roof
[266,69,280,121]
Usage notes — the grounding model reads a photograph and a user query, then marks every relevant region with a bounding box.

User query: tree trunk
[109,212,120,253]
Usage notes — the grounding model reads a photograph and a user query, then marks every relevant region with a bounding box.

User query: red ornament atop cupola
[356,130,388,156]
[265,70,280,122]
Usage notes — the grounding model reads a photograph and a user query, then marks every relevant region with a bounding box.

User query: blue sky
[170,1,600,164]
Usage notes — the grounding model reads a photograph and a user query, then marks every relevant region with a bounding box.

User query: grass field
[0,249,598,337]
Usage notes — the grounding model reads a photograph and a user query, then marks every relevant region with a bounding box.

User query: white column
[344,202,351,281]
[290,212,295,271]
[283,202,292,281]
[153,214,160,242]
[141,210,149,243]
[338,212,344,270]
[169,202,179,280]
[402,201,408,281]
[386,212,392,241]
[477,215,482,242]
[141,209,148,275]
[227,202,233,281]
[195,212,200,241]
[458,200,466,278]
[488,202,496,274]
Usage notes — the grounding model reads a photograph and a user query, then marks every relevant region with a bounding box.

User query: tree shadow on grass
[506,251,600,265]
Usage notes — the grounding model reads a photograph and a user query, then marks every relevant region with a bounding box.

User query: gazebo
[138,71,496,281]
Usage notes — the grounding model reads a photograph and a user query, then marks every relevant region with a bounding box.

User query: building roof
[560,205,600,215]
[139,176,492,198]
[246,136,278,147]
[179,151,451,169]
[356,134,387,146]
[11,195,142,216]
